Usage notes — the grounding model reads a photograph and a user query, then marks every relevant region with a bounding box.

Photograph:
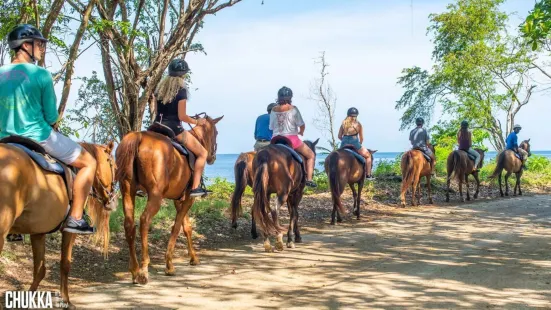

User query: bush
[374,154,401,177]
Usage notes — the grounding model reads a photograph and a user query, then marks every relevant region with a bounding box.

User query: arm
[338,125,344,140]
[358,123,364,144]
[177,99,204,126]
[456,130,461,146]
[41,71,59,126]
[468,131,473,148]
[299,125,305,136]
[294,107,305,136]
[254,118,259,140]
[409,130,414,146]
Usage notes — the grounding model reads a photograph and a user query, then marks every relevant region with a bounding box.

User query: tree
[309,52,338,153]
[395,0,536,152]
[522,0,551,50]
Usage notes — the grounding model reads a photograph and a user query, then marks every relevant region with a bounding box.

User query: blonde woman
[338,107,373,178]
[154,59,208,197]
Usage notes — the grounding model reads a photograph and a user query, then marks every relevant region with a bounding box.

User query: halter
[90,147,118,208]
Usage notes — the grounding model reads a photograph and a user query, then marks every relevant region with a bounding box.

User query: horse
[324,146,377,225]
[399,143,436,207]
[0,140,116,308]
[490,139,532,197]
[445,149,485,202]
[230,151,259,239]
[115,115,222,285]
[252,138,319,252]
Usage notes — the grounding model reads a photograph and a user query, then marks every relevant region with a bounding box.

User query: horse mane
[80,142,100,159]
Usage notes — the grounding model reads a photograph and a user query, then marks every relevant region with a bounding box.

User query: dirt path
[67,195,551,309]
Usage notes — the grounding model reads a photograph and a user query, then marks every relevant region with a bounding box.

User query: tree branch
[203,0,241,14]
[158,0,170,49]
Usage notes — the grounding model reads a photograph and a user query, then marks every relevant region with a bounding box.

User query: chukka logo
[3,291,67,309]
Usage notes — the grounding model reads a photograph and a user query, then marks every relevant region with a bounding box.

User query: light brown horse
[0,141,116,308]
[115,115,222,285]
[324,147,377,225]
[230,151,258,238]
[252,138,319,252]
[490,139,532,197]
[399,144,436,207]
[446,149,485,202]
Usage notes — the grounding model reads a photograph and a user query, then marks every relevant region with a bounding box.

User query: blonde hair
[342,116,358,132]
[156,76,187,104]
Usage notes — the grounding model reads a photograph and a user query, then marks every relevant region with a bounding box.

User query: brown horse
[490,139,532,197]
[252,138,319,252]
[399,144,436,207]
[230,151,259,238]
[324,147,377,225]
[0,141,116,308]
[445,149,485,202]
[115,115,222,285]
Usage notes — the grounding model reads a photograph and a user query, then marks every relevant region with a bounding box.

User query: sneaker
[63,216,95,234]
[6,234,23,242]
[305,180,317,188]
[365,175,376,181]
[190,188,208,197]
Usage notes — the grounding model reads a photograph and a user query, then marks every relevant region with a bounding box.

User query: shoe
[6,234,23,242]
[63,216,95,234]
[305,180,317,188]
[136,190,147,197]
[365,175,376,181]
[190,187,208,197]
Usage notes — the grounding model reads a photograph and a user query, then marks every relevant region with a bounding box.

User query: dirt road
[67,195,551,309]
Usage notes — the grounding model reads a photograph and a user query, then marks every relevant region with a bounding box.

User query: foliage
[206,176,252,200]
[373,154,402,177]
[522,0,551,50]
[395,0,536,152]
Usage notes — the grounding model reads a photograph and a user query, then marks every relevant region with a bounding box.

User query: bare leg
[68,150,97,220]
[29,234,46,290]
[179,131,207,190]
[295,143,315,181]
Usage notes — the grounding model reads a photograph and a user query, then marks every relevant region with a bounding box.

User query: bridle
[90,147,118,209]
[188,112,218,159]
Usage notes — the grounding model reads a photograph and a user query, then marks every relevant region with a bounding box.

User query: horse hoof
[65,302,77,310]
[519,192,523,196]
[287,242,295,249]
[356,216,360,220]
[330,221,335,225]
[189,258,200,266]
[428,199,434,205]
[295,237,302,243]
[275,241,284,251]
[165,268,176,276]
[467,197,471,201]
[353,210,359,217]
[251,233,259,239]
[400,203,406,208]
[500,193,504,197]
[505,193,509,196]
[264,245,274,253]
[445,197,449,202]
[337,218,343,223]
[136,271,149,285]
[231,223,238,229]
[474,194,478,199]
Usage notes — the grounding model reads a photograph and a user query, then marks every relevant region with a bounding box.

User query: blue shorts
[341,135,361,150]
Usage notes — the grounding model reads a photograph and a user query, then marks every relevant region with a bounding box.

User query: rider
[254,103,276,151]
[409,117,435,175]
[457,120,481,171]
[338,107,374,179]
[269,86,317,188]
[506,124,528,170]
[154,58,208,197]
[0,24,96,234]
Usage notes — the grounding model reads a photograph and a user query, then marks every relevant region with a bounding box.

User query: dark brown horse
[230,151,259,238]
[252,138,318,252]
[115,115,222,285]
[400,144,436,207]
[324,147,377,225]
[490,139,532,197]
[0,141,116,308]
[446,149,485,202]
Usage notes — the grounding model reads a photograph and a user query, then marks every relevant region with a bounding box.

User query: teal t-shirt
[0,63,58,142]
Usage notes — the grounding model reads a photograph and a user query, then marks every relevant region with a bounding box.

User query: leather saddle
[147,122,195,171]
[270,136,303,164]
[413,147,432,162]
[341,145,366,165]
[459,149,477,163]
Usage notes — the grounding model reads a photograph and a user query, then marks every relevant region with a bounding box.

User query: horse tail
[402,151,415,187]
[231,153,249,228]
[87,197,111,259]
[328,152,345,214]
[447,150,462,182]
[252,161,281,236]
[115,132,142,182]
[489,151,506,179]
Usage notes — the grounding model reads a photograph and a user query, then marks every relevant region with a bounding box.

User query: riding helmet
[7,24,47,50]
[461,120,469,128]
[267,102,277,113]
[415,117,425,125]
[347,107,359,117]
[277,86,293,103]
[168,59,190,77]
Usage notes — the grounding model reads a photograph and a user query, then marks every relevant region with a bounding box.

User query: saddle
[413,147,432,162]
[0,135,74,234]
[341,145,366,165]
[270,136,303,164]
[147,122,196,171]
[459,149,477,162]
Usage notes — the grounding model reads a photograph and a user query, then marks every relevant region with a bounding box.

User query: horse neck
[189,127,212,151]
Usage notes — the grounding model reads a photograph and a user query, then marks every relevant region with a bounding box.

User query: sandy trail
[66,195,551,309]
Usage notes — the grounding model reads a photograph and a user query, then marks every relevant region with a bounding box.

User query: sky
[59,0,550,153]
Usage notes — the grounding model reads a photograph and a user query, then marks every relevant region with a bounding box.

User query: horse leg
[262,232,273,253]
[330,203,337,225]
[446,170,451,202]
[251,212,259,239]
[165,199,190,276]
[517,171,523,196]
[356,180,364,220]
[29,234,46,290]
[504,171,512,196]
[136,194,163,285]
[412,177,420,206]
[458,173,465,202]
[426,175,433,204]
[400,176,408,208]
[60,231,76,308]
[182,213,200,265]
[473,172,480,199]
[274,196,286,252]
[350,183,357,219]
[121,181,139,284]
[293,191,303,243]
[498,172,504,197]
[465,174,471,201]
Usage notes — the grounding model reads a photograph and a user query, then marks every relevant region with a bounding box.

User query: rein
[90,147,118,208]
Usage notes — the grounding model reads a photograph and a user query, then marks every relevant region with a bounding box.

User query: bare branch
[203,0,241,14]
[159,0,170,49]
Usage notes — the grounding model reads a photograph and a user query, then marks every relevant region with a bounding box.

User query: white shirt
[269,106,305,136]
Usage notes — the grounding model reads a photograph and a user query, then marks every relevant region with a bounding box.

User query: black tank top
[155,88,187,122]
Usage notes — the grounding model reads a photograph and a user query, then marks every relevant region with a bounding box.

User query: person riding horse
[254,102,277,151]
[269,86,317,188]
[153,58,209,197]
[457,120,481,172]
[338,107,374,179]
[0,24,97,234]
[506,124,528,171]
[409,117,435,175]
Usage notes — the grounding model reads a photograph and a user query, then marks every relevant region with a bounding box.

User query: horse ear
[369,149,378,154]
[527,138,531,142]
[212,116,224,124]
[105,140,115,153]
[313,138,320,146]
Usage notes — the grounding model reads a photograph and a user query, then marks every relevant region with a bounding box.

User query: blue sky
[62,0,549,153]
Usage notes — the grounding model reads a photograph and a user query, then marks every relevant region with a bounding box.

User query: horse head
[520,139,531,157]
[474,148,486,169]
[81,141,118,211]
[192,114,224,165]
[304,138,319,157]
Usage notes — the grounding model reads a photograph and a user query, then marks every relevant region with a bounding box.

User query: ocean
[205,150,551,183]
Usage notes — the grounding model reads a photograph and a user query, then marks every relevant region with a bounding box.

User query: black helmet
[461,120,469,128]
[168,59,190,77]
[277,86,293,103]
[267,103,277,113]
[8,24,47,50]
[415,117,425,125]
[347,107,359,117]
